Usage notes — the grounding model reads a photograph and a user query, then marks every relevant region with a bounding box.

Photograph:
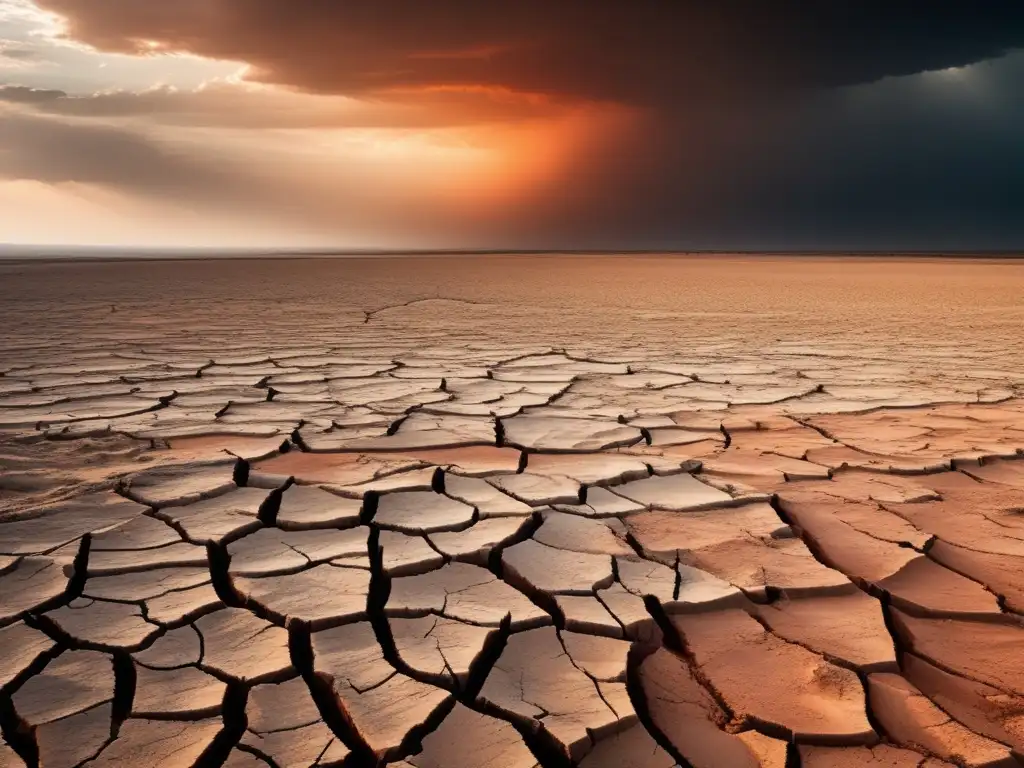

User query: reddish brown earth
[2,255,1024,766]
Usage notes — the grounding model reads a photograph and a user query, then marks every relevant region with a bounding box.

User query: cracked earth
[3,256,1024,767]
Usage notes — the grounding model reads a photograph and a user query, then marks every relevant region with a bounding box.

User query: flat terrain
[2,255,1024,767]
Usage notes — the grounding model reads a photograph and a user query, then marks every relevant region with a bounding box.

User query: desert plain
[2,254,1024,767]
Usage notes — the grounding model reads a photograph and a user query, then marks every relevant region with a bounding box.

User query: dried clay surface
[2,255,1024,766]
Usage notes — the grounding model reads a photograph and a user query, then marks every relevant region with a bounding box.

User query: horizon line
[3,245,1024,262]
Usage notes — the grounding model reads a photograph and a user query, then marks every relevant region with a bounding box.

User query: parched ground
[3,256,1024,767]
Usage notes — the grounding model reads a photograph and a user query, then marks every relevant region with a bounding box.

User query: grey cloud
[0,44,40,61]
[1,82,558,130]
[0,104,510,243]
[0,107,243,196]
[0,85,66,103]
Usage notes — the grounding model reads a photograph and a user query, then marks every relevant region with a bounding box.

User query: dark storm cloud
[35,0,1024,104]
[506,53,1024,251]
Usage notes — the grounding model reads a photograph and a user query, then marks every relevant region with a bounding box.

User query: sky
[0,1,1023,250]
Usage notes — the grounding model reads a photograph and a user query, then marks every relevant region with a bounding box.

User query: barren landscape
[3,255,1024,768]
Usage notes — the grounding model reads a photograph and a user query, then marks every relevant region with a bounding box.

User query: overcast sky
[1,1,1022,249]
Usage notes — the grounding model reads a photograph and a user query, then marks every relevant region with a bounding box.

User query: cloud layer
[35,1,1024,99]
[1,1,1023,248]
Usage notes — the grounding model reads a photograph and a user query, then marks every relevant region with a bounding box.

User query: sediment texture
[2,256,1024,766]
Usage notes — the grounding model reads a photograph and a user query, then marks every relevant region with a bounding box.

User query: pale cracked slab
[194,607,291,683]
[275,483,363,530]
[780,495,1002,616]
[145,581,223,625]
[891,610,1024,697]
[928,539,1024,614]
[676,530,847,602]
[560,630,630,682]
[133,624,203,669]
[596,583,657,638]
[441,473,535,518]
[779,503,922,588]
[312,621,393,694]
[901,651,1024,753]
[618,556,743,612]
[89,514,182,551]
[577,721,678,768]
[235,562,371,628]
[44,597,161,650]
[319,657,452,760]
[867,673,1015,767]
[125,460,239,507]
[85,717,222,767]
[637,645,767,766]
[553,485,645,518]
[0,492,147,556]
[880,557,1001,618]
[84,566,210,602]
[754,587,897,673]
[526,453,652,485]
[253,450,424,489]
[800,744,956,767]
[227,525,368,576]
[533,511,633,556]
[477,625,632,762]
[881,477,1024,557]
[241,676,350,766]
[501,415,643,452]
[671,609,875,743]
[488,472,582,505]
[390,615,495,687]
[12,649,113,730]
[502,538,615,596]
[33,702,113,768]
[821,497,931,549]
[0,621,56,689]
[247,675,320,732]
[427,516,531,565]
[613,556,679,604]
[86,540,209,576]
[0,738,26,768]
[242,721,349,768]
[613,472,733,510]
[701,448,830,491]
[0,556,69,621]
[132,664,225,718]
[340,412,494,451]
[387,561,550,629]
[374,490,476,533]
[155,487,270,544]
[409,701,540,768]
[343,466,440,495]
[555,594,625,637]
[379,530,446,575]
[628,504,848,597]
[803,471,939,505]
[397,446,522,476]
[626,502,790,562]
